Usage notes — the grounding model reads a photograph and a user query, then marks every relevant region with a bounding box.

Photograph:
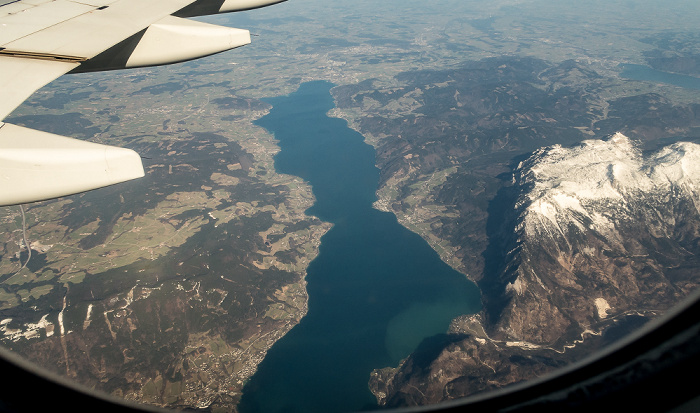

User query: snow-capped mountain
[492,132,700,345]
[370,133,700,408]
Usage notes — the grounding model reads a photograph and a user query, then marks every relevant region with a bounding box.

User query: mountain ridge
[491,132,700,344]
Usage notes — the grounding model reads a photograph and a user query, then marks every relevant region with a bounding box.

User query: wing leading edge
[0,0,286,206]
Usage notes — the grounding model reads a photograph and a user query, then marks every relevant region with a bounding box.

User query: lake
[620,63,700,90]
[238,81,481,413]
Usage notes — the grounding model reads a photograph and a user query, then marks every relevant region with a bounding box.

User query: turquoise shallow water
[238,81,481,413]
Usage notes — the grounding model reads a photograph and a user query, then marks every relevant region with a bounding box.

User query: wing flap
[2,0,194,58]
[0,56,78,120]
[0,0,94,45]
[0,122,144,206]
[125,16,250,68]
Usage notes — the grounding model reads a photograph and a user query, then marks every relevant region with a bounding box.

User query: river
[238,81,481,413]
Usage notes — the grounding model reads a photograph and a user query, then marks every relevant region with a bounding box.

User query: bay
[238,80,481,413]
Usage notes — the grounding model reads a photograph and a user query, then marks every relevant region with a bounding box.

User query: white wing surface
[0,0,286,206]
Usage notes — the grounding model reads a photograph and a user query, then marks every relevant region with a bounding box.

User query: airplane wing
[0,0,286,206]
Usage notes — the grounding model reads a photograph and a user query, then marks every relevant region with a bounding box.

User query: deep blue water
[620,64,700,90]
[238,81,481,413]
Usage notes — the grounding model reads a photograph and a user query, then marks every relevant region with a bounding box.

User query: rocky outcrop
[370,322,568,408]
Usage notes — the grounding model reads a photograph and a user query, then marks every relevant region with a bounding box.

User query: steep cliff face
[371,134,700,407]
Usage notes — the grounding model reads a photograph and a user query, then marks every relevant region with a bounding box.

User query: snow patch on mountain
[514,132,700,245]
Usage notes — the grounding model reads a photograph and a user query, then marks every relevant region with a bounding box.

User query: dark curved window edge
[1,288,700,413]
